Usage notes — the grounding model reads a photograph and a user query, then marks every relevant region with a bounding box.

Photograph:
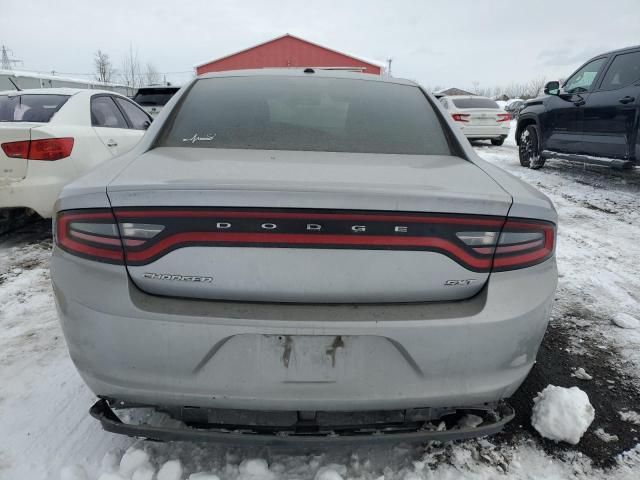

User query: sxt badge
[444,279,477,286]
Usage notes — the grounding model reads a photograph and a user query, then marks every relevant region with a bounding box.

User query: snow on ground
[474,122,640,375]
[1,129,640,478]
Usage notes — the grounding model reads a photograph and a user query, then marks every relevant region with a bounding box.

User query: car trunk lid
[106,148,512,303]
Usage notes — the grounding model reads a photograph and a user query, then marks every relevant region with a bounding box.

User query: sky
[2,0,639,90]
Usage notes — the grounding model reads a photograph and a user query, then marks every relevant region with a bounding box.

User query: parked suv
[516,45,640,169]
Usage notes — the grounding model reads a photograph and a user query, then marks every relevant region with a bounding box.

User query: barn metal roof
[193,34,386,70]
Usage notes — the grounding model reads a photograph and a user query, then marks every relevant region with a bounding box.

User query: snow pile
[314,464,347,480]
[594,428,619,443]
[612,313,640,329]
[457,414,484,429]
[572,367,593,380]
[59,438,640,480]
[531,385,595,444]
[119,448,152,478]
[132,465,155,480]
[619,410,640,425]
[61,465,89,480]
[157,460,183,480]
[237,459,276,480]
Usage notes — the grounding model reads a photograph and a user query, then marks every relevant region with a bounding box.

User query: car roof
[0,87,120,96]
[600,44,640,57]
[197,68,419,87]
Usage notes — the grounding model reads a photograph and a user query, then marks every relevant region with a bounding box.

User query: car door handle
[619,96,635,104]
[106,139,118,147]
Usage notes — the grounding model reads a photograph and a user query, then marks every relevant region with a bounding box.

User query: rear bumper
[458,124,510,139]
[0,175,67,218]
[90,398,515,445]
[52,247,557,413]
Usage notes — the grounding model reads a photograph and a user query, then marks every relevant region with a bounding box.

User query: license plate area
[264,335,349,383]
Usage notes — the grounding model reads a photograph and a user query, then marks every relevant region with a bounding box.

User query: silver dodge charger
[51,69,557,444]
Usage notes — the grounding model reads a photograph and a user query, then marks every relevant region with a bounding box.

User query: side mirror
[143,119,152,130]
[544,81,560,95]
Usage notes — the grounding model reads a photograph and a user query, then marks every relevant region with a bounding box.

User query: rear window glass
[133,88,179,106]
[0,94,70,122]
[451,97,499,109]
[159,76,451,155]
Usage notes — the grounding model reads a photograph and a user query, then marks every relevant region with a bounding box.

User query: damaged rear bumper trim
[90,398,515,445]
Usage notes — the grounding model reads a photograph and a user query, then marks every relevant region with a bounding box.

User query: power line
[1,45,22,70]
[20,69,194,77]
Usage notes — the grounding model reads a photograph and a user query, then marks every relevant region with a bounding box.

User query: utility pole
[386,58,393,76]
[1,45,21,70]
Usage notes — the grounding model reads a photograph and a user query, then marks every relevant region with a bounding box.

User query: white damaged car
[0,88,151,220]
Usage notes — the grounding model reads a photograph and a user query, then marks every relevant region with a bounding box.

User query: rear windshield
[158,76,452,155]
[133,88,179,106]
[0,94,70,122]
[451,97,499,109]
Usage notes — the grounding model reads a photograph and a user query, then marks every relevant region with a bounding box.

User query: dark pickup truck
[516,45,640,169]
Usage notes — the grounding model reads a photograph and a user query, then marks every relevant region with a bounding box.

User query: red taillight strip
[452,113,470,122]
[57,208,555,272]
[123,231,493,270]
[56,211,124,263]
[495,239,545,254]
[473,238,544,255]
[68,230,146,247]
[57,233,124,262]
[70,230,122,246]
[492,221,555,271]
[492,246,553,268]
[115,210,505,227]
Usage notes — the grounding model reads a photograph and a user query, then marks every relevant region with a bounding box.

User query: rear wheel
[519,125,545,169]
[491,137,505,146]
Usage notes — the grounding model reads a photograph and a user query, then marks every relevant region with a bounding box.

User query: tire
[519,125,545,169]
[491,137,505,146]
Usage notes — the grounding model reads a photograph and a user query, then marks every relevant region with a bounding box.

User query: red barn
[195,34,383,76]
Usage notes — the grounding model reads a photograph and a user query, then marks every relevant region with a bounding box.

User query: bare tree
[504,82,528,99]
[144,62,161,85]
[94,50,114,84]
[120,45,142,93]
[526,76,546,98]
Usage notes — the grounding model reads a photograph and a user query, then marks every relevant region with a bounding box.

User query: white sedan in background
[0,88,151,219]
[439,95,511,146]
